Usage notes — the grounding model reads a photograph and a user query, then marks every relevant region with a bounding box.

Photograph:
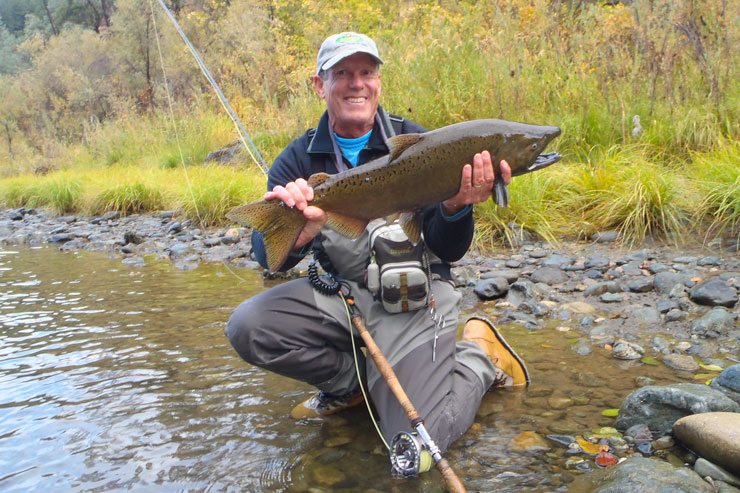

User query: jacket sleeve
[252,134,315,271]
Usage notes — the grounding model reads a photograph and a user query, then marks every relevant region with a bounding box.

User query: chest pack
[365,222,430,313]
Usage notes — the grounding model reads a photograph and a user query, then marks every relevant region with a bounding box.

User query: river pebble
[662,353,700,372]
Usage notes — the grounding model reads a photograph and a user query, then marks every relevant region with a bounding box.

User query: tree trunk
[42,0,59,36]
[101,0,111,28]
[4,121,13,158]
[86,0,102,33]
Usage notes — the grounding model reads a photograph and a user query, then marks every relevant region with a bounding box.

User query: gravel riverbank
[3,206,740,490]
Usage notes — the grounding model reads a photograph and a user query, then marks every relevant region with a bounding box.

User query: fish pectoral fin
[308,172,331,187]
[385,213,400,225]
[387,133,423,162]
[399,212,423,244]
[326,212,368,239]
[492,176,509,208]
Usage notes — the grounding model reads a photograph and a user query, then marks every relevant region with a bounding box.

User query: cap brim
[319,48,384,73]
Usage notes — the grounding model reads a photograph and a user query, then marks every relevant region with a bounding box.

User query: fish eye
[530,143,538,151]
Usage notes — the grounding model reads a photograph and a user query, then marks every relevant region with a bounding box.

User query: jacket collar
[307,105,393,155]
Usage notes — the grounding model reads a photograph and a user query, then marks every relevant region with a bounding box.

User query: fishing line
[340,290,390,451]
[149,0,250,284]
[152,0,268,174]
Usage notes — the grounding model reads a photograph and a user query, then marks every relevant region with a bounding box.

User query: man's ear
[313,75,325,98]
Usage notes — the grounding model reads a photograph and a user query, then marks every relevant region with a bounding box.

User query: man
[225,32,529,474]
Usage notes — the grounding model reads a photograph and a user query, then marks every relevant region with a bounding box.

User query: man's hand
[441,151,512,216]
[264,178,327,251]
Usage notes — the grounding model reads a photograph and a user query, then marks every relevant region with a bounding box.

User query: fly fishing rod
[342,295,466,493]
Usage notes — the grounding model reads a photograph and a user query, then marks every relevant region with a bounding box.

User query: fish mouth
[534,151,562,167]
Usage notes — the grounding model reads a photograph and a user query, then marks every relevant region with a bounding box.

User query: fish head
[495,124,562,176]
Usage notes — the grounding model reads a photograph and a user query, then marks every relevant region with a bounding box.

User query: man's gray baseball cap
[316,32,383,75]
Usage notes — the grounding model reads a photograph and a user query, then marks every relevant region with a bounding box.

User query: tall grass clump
[691,140,740,237]
[89,183,165,216]
[564,146,694,244]
[176,165,266,226]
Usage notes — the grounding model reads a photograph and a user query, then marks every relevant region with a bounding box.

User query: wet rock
[561,301,596,314]
[691,308,736,336]
[451,265,477,287]
[635,376,655,387]
[203,236,222,247]
[593,231,619,243]
[654,272,688,295]
[312,464,346,486]
[625,423,653,444]
[631,307,661,323]
[616,383,740,434]
[543,254,570,268]
[480,269,519,283]
[628,277,654,293]
[529,248,547,258]
[573,338,592,356]
[548,397,574,409]
[672,412,740,476]
[662,353,700,372]
[508,431,551,454]
[612,340,644,360]
[48,233,74,244]
[710,364,740,405]
[530,266,568,285]
[689,279,738,307]
[570,456,712,492]
[585,253,611,271]
[601,292,624,303]
[585,281,620,297]
[665,309,686,322]
[547,434,576,447]
[694,458,740,486]
[506,280,544,307]
[474,277,509,300]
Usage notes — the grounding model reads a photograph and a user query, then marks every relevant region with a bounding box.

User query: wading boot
[462,317,530,389]
[290,388,365,419]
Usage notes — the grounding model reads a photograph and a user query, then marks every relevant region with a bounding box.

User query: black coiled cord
[308,259,342,296]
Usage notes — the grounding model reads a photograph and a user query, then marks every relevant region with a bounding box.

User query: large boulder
[569,456,712,493]
[615,383,740,434]
[710,364,740,405]
[672,412,740,476]
[689,279,739,307]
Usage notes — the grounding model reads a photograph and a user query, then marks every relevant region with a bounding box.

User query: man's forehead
[330,53,380,71]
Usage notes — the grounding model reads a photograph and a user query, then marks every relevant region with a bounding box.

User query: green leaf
[640,357,659,366]
[601,409,619,417]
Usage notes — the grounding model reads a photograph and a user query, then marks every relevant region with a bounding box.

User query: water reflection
[0,246,684,492]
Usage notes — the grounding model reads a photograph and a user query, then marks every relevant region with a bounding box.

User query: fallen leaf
[595,451,619,468]
[640,357,659,366]
[699,363,723,372]
[605,344,613,351]
[541,343,554,348]
[556,326,571,332]
[576,436,603,455]
[601,409,619,417]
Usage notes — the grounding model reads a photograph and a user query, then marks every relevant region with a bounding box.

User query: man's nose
[348,72,363,88]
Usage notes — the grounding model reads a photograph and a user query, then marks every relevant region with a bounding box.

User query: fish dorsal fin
[399,211,423,244]
[326,212,368,239]
[387,134,423,162]
[307,172,330,188]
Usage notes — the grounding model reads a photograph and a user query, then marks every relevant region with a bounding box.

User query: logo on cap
[336,34,363,44]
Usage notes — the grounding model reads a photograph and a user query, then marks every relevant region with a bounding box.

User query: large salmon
[227,119,561,271]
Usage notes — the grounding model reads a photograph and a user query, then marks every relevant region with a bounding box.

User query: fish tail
[226,200,306,271]
[493,175,509,208]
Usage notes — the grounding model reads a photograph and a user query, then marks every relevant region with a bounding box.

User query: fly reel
[390,431,432,477]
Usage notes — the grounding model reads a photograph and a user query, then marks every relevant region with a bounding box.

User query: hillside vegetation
[1,0,739,247]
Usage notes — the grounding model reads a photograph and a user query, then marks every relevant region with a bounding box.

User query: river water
[0,246,684,492]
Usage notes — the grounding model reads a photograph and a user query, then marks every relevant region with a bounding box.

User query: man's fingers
[499,159,512,186]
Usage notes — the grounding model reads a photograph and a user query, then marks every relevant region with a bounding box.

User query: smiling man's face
[313,53,381,139]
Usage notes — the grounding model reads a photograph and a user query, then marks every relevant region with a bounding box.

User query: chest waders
[306,261,466,492]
